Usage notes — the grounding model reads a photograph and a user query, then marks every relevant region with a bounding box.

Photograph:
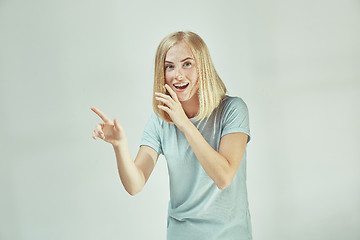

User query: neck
[181,94,200,119]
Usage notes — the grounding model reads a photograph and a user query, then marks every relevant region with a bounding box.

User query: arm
[181,125,248,190]
[91,107,159,196]
[113,142,159,196]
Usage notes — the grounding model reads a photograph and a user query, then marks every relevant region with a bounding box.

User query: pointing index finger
[91,107,112,123]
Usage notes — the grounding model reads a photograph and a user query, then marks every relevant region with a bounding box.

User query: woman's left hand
[155,84,191,131]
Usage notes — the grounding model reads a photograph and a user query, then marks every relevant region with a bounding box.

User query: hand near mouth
[155,84,192,131]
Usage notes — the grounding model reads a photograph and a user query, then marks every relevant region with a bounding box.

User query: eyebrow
[165,57,194,63]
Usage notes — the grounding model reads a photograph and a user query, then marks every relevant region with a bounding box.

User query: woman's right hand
[91,107,126,146]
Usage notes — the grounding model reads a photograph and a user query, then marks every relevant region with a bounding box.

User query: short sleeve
[140,112,163,155]
[221,97,251,143]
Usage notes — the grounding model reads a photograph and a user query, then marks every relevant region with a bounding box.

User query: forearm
[181,122,230,189]
[112,139,145,196]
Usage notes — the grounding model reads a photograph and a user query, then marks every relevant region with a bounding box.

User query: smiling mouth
[173,83,189,90]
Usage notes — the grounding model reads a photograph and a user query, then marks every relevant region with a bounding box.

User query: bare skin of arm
[91,107,158,196]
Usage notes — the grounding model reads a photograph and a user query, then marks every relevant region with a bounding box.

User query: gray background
[1,0,359,239]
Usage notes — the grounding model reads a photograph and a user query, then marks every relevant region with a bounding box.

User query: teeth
[174,83,188,87]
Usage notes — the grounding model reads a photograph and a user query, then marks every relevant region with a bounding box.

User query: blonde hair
[153,31,227,123]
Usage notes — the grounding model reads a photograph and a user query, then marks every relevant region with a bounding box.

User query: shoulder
[149,111,163,123]
[144,111,163,128]
[146,111,168,129]
[219,95,248,113]
[218,95,251,142]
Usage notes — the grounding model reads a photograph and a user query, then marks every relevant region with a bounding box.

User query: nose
[175,67,184,80]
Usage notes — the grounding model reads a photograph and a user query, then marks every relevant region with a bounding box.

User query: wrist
[178,119,194,134]
[112,138,128,149]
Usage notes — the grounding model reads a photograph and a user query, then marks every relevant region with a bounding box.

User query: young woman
[91,31,252,239]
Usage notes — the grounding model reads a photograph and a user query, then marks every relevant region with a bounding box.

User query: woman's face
[164,41,199,102]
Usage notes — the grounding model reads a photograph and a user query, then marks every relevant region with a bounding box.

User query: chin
[176,95,186,102]
[178,93,197,103]
[176,95,188,102]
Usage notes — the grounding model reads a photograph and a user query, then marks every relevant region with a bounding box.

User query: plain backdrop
[0,0,359,239]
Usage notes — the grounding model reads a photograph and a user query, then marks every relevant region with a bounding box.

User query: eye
[165,65,173,70]
[184,62,192,67]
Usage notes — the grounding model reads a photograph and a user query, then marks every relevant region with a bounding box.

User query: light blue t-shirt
[140,95,252,240]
